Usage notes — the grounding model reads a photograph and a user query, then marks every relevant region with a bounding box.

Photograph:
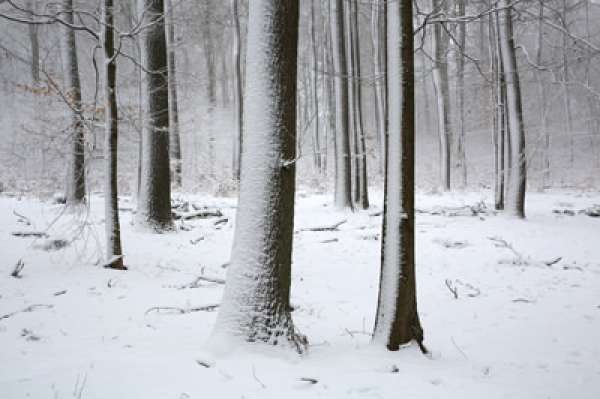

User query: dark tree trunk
[137,0,173,231]
[103,0,125,270]
[373,0,425,353]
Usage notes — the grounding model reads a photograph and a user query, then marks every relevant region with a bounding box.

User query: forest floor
[0,187,599,399]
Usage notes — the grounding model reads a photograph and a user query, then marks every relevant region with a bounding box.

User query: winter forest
[0,0,599,398]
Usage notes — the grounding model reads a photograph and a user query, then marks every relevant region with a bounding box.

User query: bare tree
[102,0,125,270]
[59,0,85,205]
[497,0,526,218]
[165,0,182,188]
[231,0,243,181]
[211,0,304,351]
[373,0,425,352]
[330,0,353,209]
[137,0,173,231]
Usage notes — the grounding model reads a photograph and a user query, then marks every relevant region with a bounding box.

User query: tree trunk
[372,0,387,175]
[202,2,217,172]
[26,0,39,84]
[309,0,322,172]
[373,0,425,353]
[137,0,173,231]
[497,0,526,218]
[103,0,125,270]
[231,0,243,181]
[211,0,303,352]
[346,0,369,209]
[165,0,182,188]
[455,0,467,187]
[431,0,451,191]
[330,0,353,210]
[60,0,86,206]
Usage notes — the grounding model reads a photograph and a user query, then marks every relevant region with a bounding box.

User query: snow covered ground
[1,188,599,399]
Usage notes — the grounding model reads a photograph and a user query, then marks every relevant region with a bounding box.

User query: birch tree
[497,0,526,218]
[373,0,425,352]
[210,0,304,351]
[102,0,125,270]
[137,0,173,231]
[59,0,85,205]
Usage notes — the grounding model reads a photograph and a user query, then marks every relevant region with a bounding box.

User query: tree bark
[431,0,451,191]
[60,0,86,206]
[137,0,173,231]
[497,0,526,218]
[330,0,353,210]
[231,0,243,181]
[211,0,303,351]
[373,0,424,352]
[165,0,182,188]
[103,0,125,270]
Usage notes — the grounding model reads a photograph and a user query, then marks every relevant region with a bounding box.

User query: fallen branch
[1,304,54,321]
[11,231,49,238]
[13,210,32,226]
[173,209,223,220]
[297,220,347,232]
[145,304,219,315]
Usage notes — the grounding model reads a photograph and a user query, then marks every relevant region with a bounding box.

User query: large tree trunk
[373,0,425,352]
[211,0,303,352]
[165,0,182,188]
[497,0,526,218]
[137,0,173,231]
[330,0,353,210]
[60,0,86,206]
[103,0,125,270]
[231,0,243,181]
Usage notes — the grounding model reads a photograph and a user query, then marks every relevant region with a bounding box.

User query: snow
[1,188,599,398]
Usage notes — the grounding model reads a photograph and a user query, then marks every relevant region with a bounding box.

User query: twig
[451,336,468,360]
[300,377,318,384]
[11,259,25,278]
[297,220,347,232]
[145,304,219,315]
[253,365,266,389]
[487,237,523,259]
[190,237,204,245]
[11,231,49,238]
[445,279,459,299]
[1,304,54,321]
[543,256,562,266]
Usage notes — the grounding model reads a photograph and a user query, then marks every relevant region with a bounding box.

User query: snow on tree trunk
[103,0,125,270]
[210,0,303,352]
[330,0,353,210]
[373,0,425,352]
[497,0,526,218]
[137,0,173,231]
[60,0,86,206]
[165,0,182,188]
